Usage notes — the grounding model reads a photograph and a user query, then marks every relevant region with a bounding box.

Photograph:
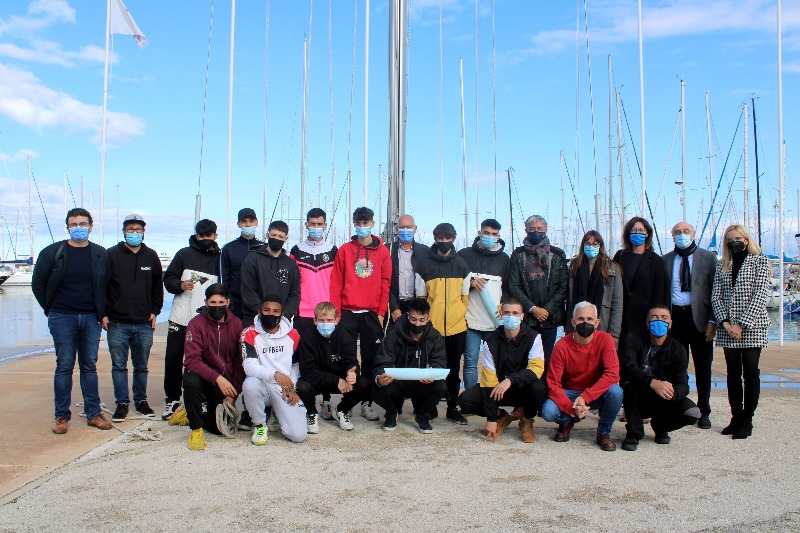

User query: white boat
[3,266,33,287]
[0,265,13,286]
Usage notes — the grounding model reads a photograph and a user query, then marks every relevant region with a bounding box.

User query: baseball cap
[238,208,257,221]
[123,214,146,228]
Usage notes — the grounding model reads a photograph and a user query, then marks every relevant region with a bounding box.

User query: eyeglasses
[67,222,90,229]
[124,228,144,234]
[630,229,648,235]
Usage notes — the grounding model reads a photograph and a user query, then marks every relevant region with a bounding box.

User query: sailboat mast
[388,0,407,228]
[607,56,614,250]
[364,0,369,205]
[225,0,236,242]
[507,167,515,249]
[752,97,763,247]
[680,80,687,222]
[301,35,308,222]
[743,102,749,228]
[637,0,647,215]
[616,87,625,226]
[99,0,112,247]
[705,92,714,247]
[63,170,68,237]
[28,156,34,259]
[460,57,468,246]
[561,150,566,249]
[777,0,784,345]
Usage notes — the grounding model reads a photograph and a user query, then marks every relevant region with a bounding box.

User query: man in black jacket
[372,298,447,434]
[387,214,428,334]
[32,208,112,434]
[458,298,546,443]
[295,302,370,433]
[103,214,163,422]
[220,208,264,320]
[619,305,701,451]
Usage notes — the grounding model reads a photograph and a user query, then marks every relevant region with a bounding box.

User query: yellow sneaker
[188,428,206,450]
[168,406,189,426]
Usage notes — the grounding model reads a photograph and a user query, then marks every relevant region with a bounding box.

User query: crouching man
[372,298,447,434]
[619,305,701,451]
[241,296,307,444]
[458,298,546,443]
[295,302,370,432]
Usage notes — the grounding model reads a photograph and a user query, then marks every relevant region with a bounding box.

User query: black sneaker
[383,412,398,432]
[416,416,433,434]
[238,410,253,431]
[446,407,468,425]
[698,415,712,429]
[135,401,156,419]
[621,437,639,451]
[654,432,671,444]
[112,403,129,423]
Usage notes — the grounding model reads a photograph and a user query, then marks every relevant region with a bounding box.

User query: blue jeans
[464,329,494,390]
[48,312,102,420]
[541,384,623,435]
[107,321,154,405]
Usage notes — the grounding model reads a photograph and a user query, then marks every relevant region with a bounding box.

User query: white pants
[242,377,308,443]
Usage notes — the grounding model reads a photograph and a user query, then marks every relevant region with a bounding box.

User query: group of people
[32,204,771,451]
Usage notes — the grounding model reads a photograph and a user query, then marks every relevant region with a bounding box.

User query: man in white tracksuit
[241,296,308,444]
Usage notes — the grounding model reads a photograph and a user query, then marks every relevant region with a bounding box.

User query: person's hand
[101,317,109,331]
[490,379,512,401]
[484,421,499,442]
[378,315,385,327]
[378,373,393,387]
[613,336,619,348]
[532,307,549,322]
[180,280,195,291]
[286,390,300,406]
[149,313,157,329]
[224,395,235,406]
[572,396,589,418]
[727,324,743,341]
[650,379,675,400]
[495,304,502,321]
[471,277,487,291]
[419,378,433,384]
[391,309,403,322]
[216,376,237,398]
[705,323,717,342]
[274,371,295,398]
[346,366,357,385]
[338,378,353,394]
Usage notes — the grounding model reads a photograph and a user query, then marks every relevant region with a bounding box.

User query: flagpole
[226,0,236,242]
[777,0,785,346]
[99,0,112,246]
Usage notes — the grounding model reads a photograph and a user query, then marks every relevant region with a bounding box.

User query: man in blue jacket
[32,208,112,434]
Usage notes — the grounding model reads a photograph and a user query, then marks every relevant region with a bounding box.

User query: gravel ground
[1,390,798,532]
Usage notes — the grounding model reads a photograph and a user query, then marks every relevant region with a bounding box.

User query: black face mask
[433,242,455,255]
[727,241,746,254]
[260,314,281,331]
[575,321,595,338]
[267,237,284,252]
[207,305,227,321]
[408,322,426,335]
[527,231,546,245]
[197,238,216,251]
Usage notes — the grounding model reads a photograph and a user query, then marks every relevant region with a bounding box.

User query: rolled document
[479,286,502,328]
[384,368,450,380]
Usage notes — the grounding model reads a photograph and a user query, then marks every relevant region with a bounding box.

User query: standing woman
[565,231,624,345]
[711,224,770,440]
[612,217,667,345]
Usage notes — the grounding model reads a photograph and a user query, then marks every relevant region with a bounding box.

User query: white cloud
[0,63,145,147]
[785,60,800,73]
[0,0,75,37]
[0,149,40,163]
[0,41,111,67]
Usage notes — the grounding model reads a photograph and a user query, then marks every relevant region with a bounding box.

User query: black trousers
[338,310,384,401]
[458,381,547,420]
[293,316,316,338]
[670,305,714,416]
[296,376,371,415]
[164,322,187,402]
[372,380,446,418]
[386,299,413,336]
[183,370,224,433]
[623,382,699,440]
[531,326,558,380]
[443,331,467,410]
[723,347,761,417]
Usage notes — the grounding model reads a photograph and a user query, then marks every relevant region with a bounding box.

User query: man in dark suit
[662,221,717,429]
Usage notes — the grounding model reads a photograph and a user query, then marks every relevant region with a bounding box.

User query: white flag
[109,0,148,48]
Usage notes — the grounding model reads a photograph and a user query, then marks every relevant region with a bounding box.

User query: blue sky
[0,0,798,260]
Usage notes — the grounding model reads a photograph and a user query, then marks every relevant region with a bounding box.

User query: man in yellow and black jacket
[458,298,546,443]
[415,223,470,424]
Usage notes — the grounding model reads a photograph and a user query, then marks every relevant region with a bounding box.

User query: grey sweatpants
[242,377,308,443]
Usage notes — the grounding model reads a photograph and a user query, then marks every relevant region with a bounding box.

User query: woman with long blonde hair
[711,224,770,439]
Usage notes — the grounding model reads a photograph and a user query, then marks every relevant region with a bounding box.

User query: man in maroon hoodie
[329,207,392,421]
[174,283,245,450]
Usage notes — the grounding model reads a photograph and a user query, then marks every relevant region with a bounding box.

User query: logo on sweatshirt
[141,266,152,271]
[185,331,193,343]
[354,258,374,278]
[277,268,289,284]
[321,253,330,263]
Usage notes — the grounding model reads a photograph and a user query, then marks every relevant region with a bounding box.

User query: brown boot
[519,417,535,443]
[52,417,69,434]
[494,409,513,438]
[87,413,112,430]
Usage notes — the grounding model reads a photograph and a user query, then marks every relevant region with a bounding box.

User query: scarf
[675,241,697,292]
[523,236,551,281]
[572,259,605,313]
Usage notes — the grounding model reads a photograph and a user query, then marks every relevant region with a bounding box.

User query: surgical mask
[260,314,281,331]
[583,245,600,259]
[649,319,669,337]
[727,241,746,254]
[355,226,372,239]
[207,305,227,321]
[267,237,284,252]
[527,231,546,245]
[575,322,595,338]
[316,322,336,337]
[433,242,455,255]
[409,322,426,335]
[124,232,143,247]
[481,235,498,249]
[307,227,324,240]
[674,234,692,250]
[629,233,646,247]
[69,226,89,242]
[397,228,414,243]
[501,315,521,330]
[241,225,258,237]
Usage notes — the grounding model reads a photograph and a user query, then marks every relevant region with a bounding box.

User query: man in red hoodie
[329,207,392,421]
[541,300,623,451]
[171,283,245,451]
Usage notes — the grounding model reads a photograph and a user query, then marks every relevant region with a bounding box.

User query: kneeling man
[296,302,370,432]
[619,306,701,451]
[372,298,447,433]
[241,296,307,444]
[458,298,546,443]
[541,301,623,451]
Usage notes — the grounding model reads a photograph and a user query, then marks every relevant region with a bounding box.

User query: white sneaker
[161,400,182,421]
[266,410,281,432]
[307,414,319,434]
[361,403,379,421]
[320,400,333,420]
[333,407,355,431]
[251,424,268,445]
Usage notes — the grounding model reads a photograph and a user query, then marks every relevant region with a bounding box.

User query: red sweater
[546,331,619,415]
[329,235,392,316]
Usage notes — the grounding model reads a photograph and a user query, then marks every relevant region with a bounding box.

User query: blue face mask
[69,226,89,242]
[124,232,143,247]
[501,315,521,330]
[649,319,669,337]
[241,225,258,237]
[674,234,692,250]
[629,233,646,247]
[583,245,600,259]
[397,228,414,243]
[481,235,498,249]
[308,227,324,240]
[355,226,372,239]
[316,322,336,337]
